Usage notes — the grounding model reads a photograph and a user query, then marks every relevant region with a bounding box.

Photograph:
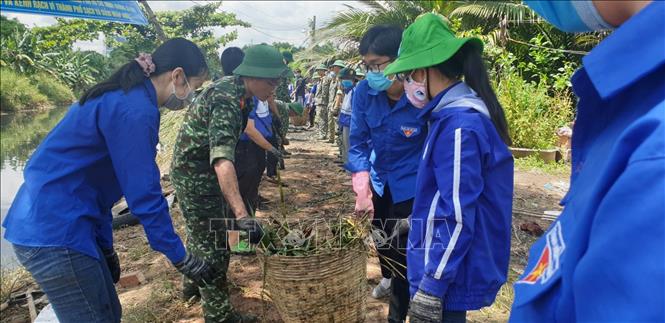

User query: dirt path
[1,126,569,323]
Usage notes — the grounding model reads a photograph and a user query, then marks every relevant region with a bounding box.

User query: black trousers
[266,135,279,177]
[308,106,316,126]
[235,140,266,214]
[372,184,412,323]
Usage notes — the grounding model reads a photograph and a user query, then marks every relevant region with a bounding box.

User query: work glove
[102,248,121,284]
[269,147,283,160]
[352,171,374,218]
[174,253,218,287]
[408,289,443,323]
[236,217,265,244]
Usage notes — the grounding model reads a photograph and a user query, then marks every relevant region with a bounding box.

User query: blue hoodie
[408,82,513,311]
[510,2,665,322]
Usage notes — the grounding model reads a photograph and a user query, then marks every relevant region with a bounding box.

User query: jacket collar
[418,81,489,120]
[581,1,664,99]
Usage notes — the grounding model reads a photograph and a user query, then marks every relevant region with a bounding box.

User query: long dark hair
[79,38,208,105]
[434,43,511,145]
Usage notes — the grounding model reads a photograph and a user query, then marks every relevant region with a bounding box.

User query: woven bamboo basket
[258,248,368,323]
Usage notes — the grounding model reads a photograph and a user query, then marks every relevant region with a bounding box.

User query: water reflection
[1,106,69,268]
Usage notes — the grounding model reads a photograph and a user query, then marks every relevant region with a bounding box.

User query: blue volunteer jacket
[2,79,186,264]
[510,2,665,322]
[338,87,354,127]
[408,82,513,310]
[240,97,273,141]
[347,80,427,203]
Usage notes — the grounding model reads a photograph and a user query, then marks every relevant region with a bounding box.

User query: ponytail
[79,38,209,105]
[435,43,512,146]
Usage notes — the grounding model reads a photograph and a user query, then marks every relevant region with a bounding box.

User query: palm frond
[451,1,536,25]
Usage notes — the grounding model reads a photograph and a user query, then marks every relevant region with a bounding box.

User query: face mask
[341,80,354,89]
[403,71,430,109]
[525,0,612,33]
[366,71,393,91]
[329,71,336,77]
[163,73,194,111]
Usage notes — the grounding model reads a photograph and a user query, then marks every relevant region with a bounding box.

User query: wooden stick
[26,290,36,322]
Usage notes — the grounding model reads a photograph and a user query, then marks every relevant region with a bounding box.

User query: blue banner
[0,1,148,25]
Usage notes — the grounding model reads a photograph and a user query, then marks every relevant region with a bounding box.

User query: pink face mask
[403,71,430,109]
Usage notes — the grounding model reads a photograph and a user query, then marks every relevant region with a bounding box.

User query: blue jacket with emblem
[347,80,427,203]
[510,2,665,322]
[408,82,513,310]
[2,79,186,264]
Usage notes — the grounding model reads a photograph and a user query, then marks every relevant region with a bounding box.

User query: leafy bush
[31,73,75,106]
[0,69,48,112]
[497,72,573,149]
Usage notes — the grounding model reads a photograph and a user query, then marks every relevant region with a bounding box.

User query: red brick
[118,272,145,288]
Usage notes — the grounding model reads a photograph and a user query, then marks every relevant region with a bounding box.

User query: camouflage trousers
[178,194,241,323]
[327,108,337,143]
[315,104,328,139]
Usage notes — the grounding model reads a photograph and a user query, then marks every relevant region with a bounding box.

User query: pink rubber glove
[352,171,374,218]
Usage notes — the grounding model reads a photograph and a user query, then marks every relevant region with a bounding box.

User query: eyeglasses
[395,70,416,82]
[360,58,393,73]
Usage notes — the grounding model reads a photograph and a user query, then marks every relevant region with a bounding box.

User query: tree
[104,2,249,75]
[0,15,26,39]
[271,42,304,55]
[322,0,605,89]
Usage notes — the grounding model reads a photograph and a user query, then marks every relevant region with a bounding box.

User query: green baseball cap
[383,13,483,75]
[330,60,347,68]
[233,44,289,78]
[288,102,304,115]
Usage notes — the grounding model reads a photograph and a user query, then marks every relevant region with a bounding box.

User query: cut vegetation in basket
[257,215,370,322]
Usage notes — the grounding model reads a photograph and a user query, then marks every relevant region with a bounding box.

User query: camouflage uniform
[171,75,252,322]
[274,77,291,152]
[276,77,292,104]
[334,87,345,158]
[327,78,340,143]
[315,73,332,139]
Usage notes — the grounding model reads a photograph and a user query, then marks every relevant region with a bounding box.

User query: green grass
[156,109,186,172]
[514,155,570,176]
[31,73,75,106]
[0,68,49,112]
[127,241,152,262]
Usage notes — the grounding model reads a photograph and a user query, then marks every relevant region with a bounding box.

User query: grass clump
[0,266,33,304]
[514,155,570,176]
[497,72,574,150]
[0,68,48,112]
[30,73,74,106]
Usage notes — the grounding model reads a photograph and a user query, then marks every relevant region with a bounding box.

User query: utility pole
[309,15,316,46]
[138,0,167,43]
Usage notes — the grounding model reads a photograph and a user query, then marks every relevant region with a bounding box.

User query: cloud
[2,12,57,26]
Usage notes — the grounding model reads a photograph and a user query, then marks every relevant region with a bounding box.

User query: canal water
[1,106,69,269]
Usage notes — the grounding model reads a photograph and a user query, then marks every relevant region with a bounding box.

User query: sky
[2,1,361,54]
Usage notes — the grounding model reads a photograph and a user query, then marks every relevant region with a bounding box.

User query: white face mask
[525,0,613,33]
[162,73,194,111]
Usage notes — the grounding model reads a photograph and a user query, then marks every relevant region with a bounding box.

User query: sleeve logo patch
[516,221,566,285]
